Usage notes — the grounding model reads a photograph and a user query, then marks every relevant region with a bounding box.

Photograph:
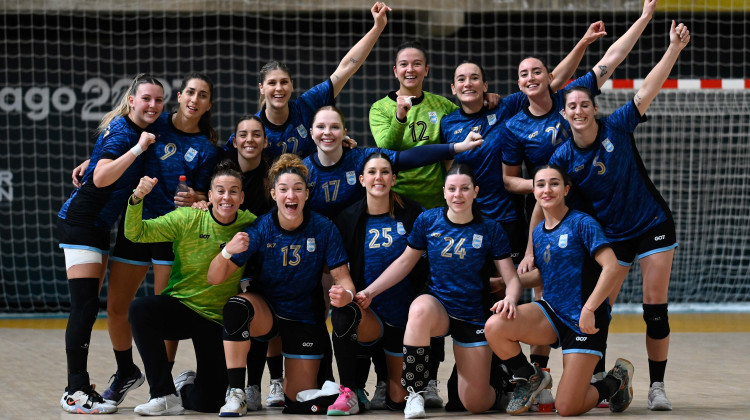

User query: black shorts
[277,318,330,360]
[110,217,175,265]
[500,219,528,265]
[535,299,609,357]
[609,219,677,266]
[439,316,487,348]
[57,218,111,253]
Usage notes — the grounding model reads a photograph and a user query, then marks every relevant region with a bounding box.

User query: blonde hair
[97,73,163,134]
[266,153,309,192]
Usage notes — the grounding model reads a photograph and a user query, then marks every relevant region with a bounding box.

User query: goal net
[1,0,748,312]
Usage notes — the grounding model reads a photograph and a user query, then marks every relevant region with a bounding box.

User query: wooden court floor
[1,313,749,419]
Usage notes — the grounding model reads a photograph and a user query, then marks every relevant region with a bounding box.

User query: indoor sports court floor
[1,313,749,419]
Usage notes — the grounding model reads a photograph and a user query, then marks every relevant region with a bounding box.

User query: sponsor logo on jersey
[307,238,316,252]
[487,113,497,125]
[453,128,463,135]
[528,130,538,139]
[397,222,406,235]
[428,111,438,124]
[472,234,483,249]
[297,124,308,138]
[574,164,585,172]
[184,147,198,162]
[266,243,276,248]
[430,232,441,238]
[199,234,210,239]
[558,234,568,248]
[602,138,614,152]
[346,171,356,185]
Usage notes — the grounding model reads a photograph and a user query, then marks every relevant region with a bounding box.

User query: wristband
[449,143,456,155]
[130,144,144,157]
[345,289,354,302]
[221,247,233,260]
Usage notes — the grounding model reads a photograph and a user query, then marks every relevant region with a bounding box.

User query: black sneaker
[607,358,634,413]
[101,367,145,405]
[506,364,551,415]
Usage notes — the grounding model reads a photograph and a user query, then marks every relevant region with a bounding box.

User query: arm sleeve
[124,199,182,243]
[369,99,408,150]
[393,144,454,171]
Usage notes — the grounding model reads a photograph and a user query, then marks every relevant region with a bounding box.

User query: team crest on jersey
[487,113,497,126]
[602,138,614,152]
[397,222,406,235]
[184,147,198,162]
[346,171,356,185]
[558,234,568,248]
[307,238,316,252]
[453,128,463,135]
[297,124,308,138]
[471,125,481,133]
[472,234,483,249]
[428,111,438,124]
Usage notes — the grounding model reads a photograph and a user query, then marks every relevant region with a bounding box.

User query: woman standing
[57,74,163,414]
[126,161,256,415]
[356,164,523,418]
[549,22,691,411]
[101,73,218,406]
[485,165,631,416]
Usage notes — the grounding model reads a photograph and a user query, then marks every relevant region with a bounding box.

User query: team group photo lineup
[11,0,743,417]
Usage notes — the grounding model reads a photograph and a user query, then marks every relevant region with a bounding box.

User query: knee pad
[223,296,254,341]
[66,278,100,350]
[331,302,362,341]
[643,303,670,340]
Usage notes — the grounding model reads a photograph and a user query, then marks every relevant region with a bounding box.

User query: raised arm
[206,232,248,285]
[550,21,607,91]
[330,2,390,97]
[93,131,155,187]
[591,0,657,88]
[634,21,690,115]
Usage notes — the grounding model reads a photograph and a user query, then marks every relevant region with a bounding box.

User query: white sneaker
[422,379,443,408]
[244,385,262,411]
[648,382,673,411]
[173,370,196,393]
[134,393,184,416]
[266,378,285,407]
[404,387,425,419]
[220,388,248,417]
[61,386,118,414]
[370,381,387,410]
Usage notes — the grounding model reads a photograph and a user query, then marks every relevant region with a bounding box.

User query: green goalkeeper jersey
[125,200,256,324]
[369,91,458,209]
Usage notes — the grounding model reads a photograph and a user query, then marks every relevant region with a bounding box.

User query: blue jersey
[230,210,348,323]
[441,92,527,223]
[533,210,610,334]
[58,116,146,229]
[142,112,218,219]
[408,208,511,323]
[304,147,399,219]
[502,71,600,171]
[549,101,671,240]
[364,213,415,328]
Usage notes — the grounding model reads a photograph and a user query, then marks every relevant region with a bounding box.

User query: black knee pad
[643,303,670,340]
[223,296,254,341]
[66,278,100,351]
[331,302,362,341]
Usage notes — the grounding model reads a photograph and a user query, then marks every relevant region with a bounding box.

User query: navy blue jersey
[251,79,334,158]
[230,210,348,323]
[142,112,218,219]
[408,208,511,323]
[441,92,527,223]
[533,209,610,334]
[58,116,146,229]
[549,101,671,240]
[304,147,399,219]
[502,71,600,171]
[364,213,415,328]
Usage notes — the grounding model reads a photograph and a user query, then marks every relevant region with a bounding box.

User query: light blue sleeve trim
[282,352,324,360]
[637,242,678,260]
[59,243,108,255]
[109,256,150,266]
